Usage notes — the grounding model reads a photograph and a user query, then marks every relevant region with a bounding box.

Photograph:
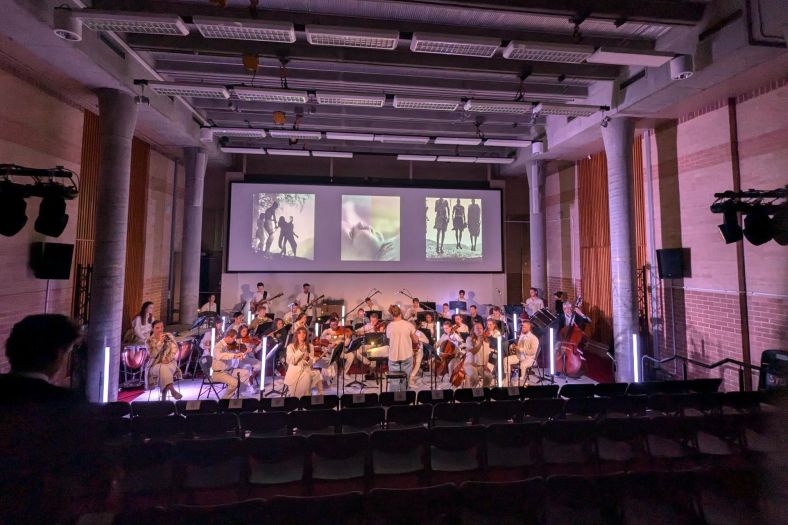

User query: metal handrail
[642,354,761,391]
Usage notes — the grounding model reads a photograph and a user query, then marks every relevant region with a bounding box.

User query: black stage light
[743,207,773,246]
[718,209,743,244]
[772,203,788,246]
[0,181,28,237]
[34,193,69,237]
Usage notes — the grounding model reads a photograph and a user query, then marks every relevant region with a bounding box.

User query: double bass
[556,296,587,378]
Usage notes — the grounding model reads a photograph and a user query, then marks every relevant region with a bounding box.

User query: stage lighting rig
[710,187,786,246]
[0,164,78,238]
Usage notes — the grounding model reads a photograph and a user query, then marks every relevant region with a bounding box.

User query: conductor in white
[384,305,419,392]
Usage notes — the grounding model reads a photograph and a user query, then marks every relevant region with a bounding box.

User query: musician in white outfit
[404,298,422,321]
[145,320,183,400]
[524,287,545,317]
[199,294,218,313]
[409,328,430,388]
[200,318,224,356]
[463,322,493,388]
[211,330,252,399]
[284,327,323,397]
[516,319,540,383]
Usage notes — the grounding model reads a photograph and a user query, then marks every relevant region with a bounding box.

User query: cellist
[557,301,590,378]
[559,301,590,331]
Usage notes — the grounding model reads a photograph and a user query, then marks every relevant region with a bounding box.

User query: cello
[435,329,458,378]
[556,296,587,378]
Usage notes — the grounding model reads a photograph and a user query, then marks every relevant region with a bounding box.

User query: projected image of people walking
[251,192,315,260]
[426,197,482,260]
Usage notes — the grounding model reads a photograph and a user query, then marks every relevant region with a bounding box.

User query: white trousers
[212,369,251,399]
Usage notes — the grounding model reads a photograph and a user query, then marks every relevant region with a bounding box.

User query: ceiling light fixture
[305,25,399,50]
[232,87,308,103]
[397,155,436,162]
[483,139,532,147]
[464,99,531,114]
[502,41,594,63]
[74,10,189,36]
[437,156,478,163]
[374,135,430,144]
[392,96,460,111]
[193,17,296,42]
[533,102,600,117]
[410,33,500,57]
[434,137,482,146]
[475,157,515,164]
[325,132,375,142]
[586,47,674,67]
[208,127,267,139]
[311,151,354,158]
[147,82,230,99]
[316,92,386,108]
[219,146,266,154]
[269,130,322,140]
[266,149,311,157]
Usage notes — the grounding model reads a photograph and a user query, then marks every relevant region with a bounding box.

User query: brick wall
[0,68,83,372]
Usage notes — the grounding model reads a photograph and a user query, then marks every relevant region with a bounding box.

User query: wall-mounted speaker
[656,248,685,279]
[30,242,74,280]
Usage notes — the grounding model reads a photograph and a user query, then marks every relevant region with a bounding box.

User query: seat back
[485,422,541,468]
[488,386,526,401]
[300,394,340,411]
[130,415,185,440]
[428,425,485,472]
[340,392,379,409]
[460,478,545,522]
[185,413,240,438]
[559,383,596,399]
[131,400,176,418]
[522,398,565,420]
[367,483,457,523]
[478,400,523,424]
[308,433,369,480]
[218,397,260,413]
[386,404,432,429]
[379,390,416,406]
[593,382,629,397]
[432,402,480,426]
[522,385,559,399]
[340,406,385,433]
[370,427,428,476]
[176,399,219,415]
[239,411,289,437]
[416,389,455,405]
[259,396,300,412]
[244,436,307,486]
[454,387,489,403]
[288,409,339,435]
[267,492,364,525]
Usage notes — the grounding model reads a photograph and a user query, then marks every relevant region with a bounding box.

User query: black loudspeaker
[656,248,685,279]
[29,242,74,280]
[758,350,788,391]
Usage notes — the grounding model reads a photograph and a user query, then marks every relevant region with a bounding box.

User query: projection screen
[227,182,503,273]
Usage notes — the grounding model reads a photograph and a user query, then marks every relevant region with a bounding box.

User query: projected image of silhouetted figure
[278,215,299,257]
[251,192,315,260]
[452,198,466,249]
[433,197,449,254]
[468,198,481,251]
[260,200,279,254]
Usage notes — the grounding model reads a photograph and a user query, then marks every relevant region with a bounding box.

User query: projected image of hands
[426,197,482,259]
[252,192,315,260]
[341,195,400,261]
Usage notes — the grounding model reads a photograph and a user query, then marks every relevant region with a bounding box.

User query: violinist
[468,304,484,326]
[420,312,436,342]
[283,326,323,397]
[357,312,383,335]
[211,329,252,399]
[489,307,510,339]
[484,318,501,339]
[463,322,494,388]
[235,325,262,378]
[452,313,470,335]
[404,298,422,321]
[350,308,367,328]
[228,311,245,333]
[322,317,356,379]
[290,313,308,334]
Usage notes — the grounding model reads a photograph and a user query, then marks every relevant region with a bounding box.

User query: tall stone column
[601,117,638,382]
[179,148,207,325]
[86,89,138,402]
[527,160,547,296]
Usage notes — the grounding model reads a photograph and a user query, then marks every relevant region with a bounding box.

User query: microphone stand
[344,289,381,323]
[399,290,439,315]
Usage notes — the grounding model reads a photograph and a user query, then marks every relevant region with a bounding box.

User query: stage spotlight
[743,207,773,246]
[772,203,788,246]
[34,193,69,237]
[718,209,742,244]
[0,182,28,237]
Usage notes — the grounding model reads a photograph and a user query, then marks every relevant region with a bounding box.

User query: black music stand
[419,301,437,312]
[254,321,274,338]
[448,301,467,313]
[344,337,367,390]
[416,312,432,324]
[328,341,346,396]
[263,340,286,397]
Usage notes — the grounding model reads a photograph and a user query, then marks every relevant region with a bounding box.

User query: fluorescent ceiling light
[210,127,266,138]
[232,87,308,103]
[306,25,398,50]
[464,99,531,114]
[483,139,532,147]
[397,155,436,161]
[410,33,500,57]
[269,130,322,140]
[533,103,599,117]
[311,151,354,158]
[316,92,386,108]
[434,137,482,146]
[76,10,189,36]
[220,146,266,154]
[147,82,230,99]
[437,156,478,163]
[393,96,459,111]
[266,149,311,157]
[193,17,295,42]
[326,132,375,142]
[503,41,594,63]
[586,47,674,67]
[476,157,515,164]
[375,135,430,144]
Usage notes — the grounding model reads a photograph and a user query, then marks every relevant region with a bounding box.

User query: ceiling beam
[127,35,621,81]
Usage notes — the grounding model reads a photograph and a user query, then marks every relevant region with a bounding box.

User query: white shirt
[212,339,239,372]
[465,334,492,368]
[200,302,218,313]
[404,306,422,321]
[200,331,213,355]
[385,319,416,362]
[283,310,299,325]
[296,291,314,308]
[437,332,463,348]
[453,323,470,335]
[525,296,545,317]
[517,331,540,365]
[131,315,152,343]
[251,290,268,305]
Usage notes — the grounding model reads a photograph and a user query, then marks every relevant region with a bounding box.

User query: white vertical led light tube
[549,327,555,376]
[314,323,320,338]
[221,316,226,332]
[102,345,110,403]
[435,321,441,340]
[496,335,503,386]
[513,314,518,336]
[247,310,252,325]
[632,333,640,383]
[260,337,267,391]
[210,327,216,377]
[341,304,346,325]
[455,308,459,315]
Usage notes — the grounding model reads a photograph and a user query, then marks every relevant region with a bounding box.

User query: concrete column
[86,89,138,402]
[527,160,547,296]
[179,148,207,325]
[601,117,638,382]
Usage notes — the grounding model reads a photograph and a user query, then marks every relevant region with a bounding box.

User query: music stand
[504,304,524,316]
[254,321,274,338]
[448,301,467,312]
[416,312,432,324]
[419,301,437,312]
[344,337,367,390]
[329,341,346,396]
[263,340,286,397]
